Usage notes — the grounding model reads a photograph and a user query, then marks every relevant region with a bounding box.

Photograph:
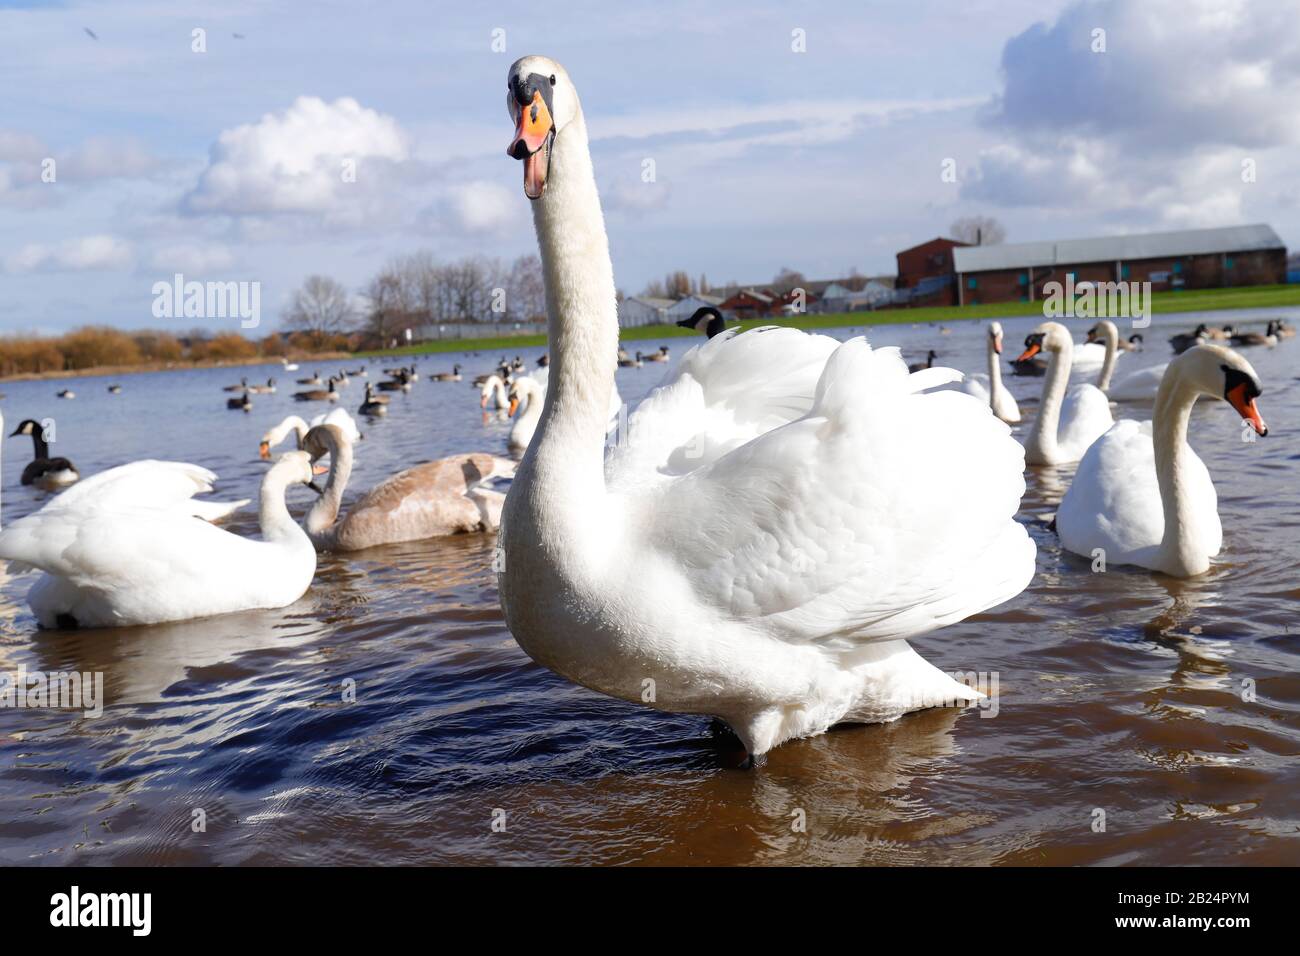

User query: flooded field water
[1,308,1298,865]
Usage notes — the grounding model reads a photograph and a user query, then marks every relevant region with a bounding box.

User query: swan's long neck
[525,110,618,503]
[1027,339,1072,462]
[519,380,545,427]
[1151,369,1205,576]
[986,336,1003,399]
[259,466,308,544]
[1097,324,1118,392]
[303,435,353,546]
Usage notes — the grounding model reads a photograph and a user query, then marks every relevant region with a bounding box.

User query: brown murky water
[1,309,1298,865]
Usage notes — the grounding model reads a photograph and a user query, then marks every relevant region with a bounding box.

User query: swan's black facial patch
[1222,365,1262,401]
[55,613,79,630]
[511,72,555,119]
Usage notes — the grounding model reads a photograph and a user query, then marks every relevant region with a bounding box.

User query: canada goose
[617,349,641,368]
[107,384,122,394]
[227,391,253,412]
[222,377,249,393]
[1205,324,1234,341]
[359,383,388,415]
[536,353,549,367]
[247,378,277,394]
[10,418,80,488]
[296,371,323,386]
[432,364,463,382]
[676,306,729,339]
[57,389,75,399]
[644,345,670,363]
[1118,333,1144,352]
[1169,324,1209,354]
[293,377,339,402]
[907,349,937,373]
[334,370,350,387]
[1230,321,1278,347]
[1274,318,1295,339]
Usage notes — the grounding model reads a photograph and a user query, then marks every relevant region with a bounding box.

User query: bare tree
[506,254,546,321]
[950,215,1006,246]
[283,275,356,337]
[771,267,806,295]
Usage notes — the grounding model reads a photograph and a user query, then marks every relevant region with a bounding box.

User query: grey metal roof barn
[952,224,1285,274]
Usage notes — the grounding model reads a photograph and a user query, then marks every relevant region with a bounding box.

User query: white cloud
[444,180,517,234]
[963,0,1300,226]
[184,96,411,220]
[148,242,235,274]
[5,234,134,273]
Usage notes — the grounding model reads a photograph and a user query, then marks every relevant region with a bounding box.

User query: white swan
[506,365,621,456]
[1017,321,1114,465]
[931,321,1020,424]
[506,372,548,455]
[1055,345,1267,577]
[480,373,510,409]
[1085,318,1168,402]
[497,56,1034,757]
[259,409,361,459]
[1082,319,1120,392]
[300,424,515,550]
[0,452,318,628]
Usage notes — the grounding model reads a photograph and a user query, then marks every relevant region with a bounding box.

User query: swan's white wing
[1109,363,1168,402]
[36,460,248,520]
[1057,420,1165,564]
[1070,341,1115,372]
[628,338,1034,646]
[923,372,990,401]
[607,327,839,493]
[1058,384,1114,460]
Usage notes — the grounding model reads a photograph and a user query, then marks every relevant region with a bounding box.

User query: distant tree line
[0,326,337,376]
[283,252,548,349]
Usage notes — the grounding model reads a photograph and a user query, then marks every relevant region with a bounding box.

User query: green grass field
[358,283,1300,358]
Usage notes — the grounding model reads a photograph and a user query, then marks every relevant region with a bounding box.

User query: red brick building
[895,237,969,306]
[716,288,776,319]
[949,224,1286,306]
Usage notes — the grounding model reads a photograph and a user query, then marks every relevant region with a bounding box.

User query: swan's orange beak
[1227,383,1268,436]
[507,397,519,417]
[480,393,489,409]
[312,464,330,476]
[993,334,1003,355]
[1016,342,1041,362]
[508,91,553,200]
[258,441,271,460]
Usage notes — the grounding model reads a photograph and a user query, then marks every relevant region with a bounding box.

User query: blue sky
[2,0,1297,334]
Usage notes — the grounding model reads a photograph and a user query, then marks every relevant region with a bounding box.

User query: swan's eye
[549,74,556,85]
